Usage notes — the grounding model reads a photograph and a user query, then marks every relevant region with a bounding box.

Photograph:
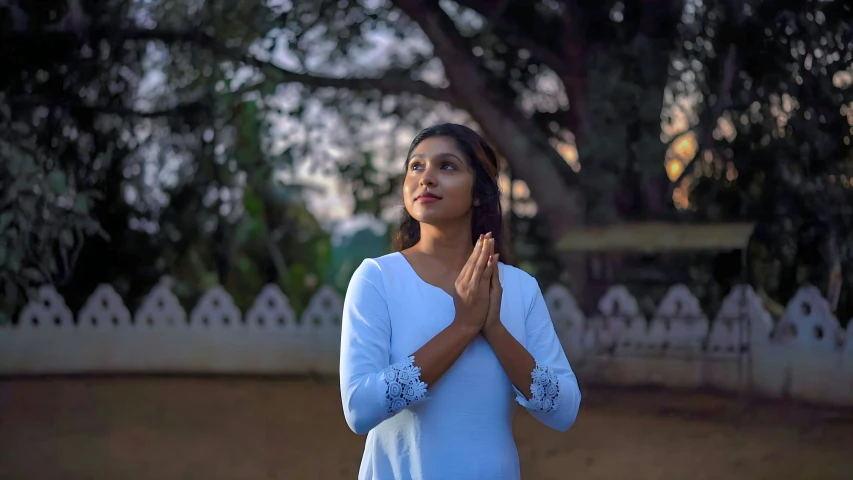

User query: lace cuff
[380,356,428,415]
[515,362,561,413]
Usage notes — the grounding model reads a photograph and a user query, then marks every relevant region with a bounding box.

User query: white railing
[2,276,852,406]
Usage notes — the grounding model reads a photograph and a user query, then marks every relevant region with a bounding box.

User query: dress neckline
[393,252,455,300]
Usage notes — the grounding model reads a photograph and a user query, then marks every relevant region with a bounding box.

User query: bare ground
[1,377,851,480]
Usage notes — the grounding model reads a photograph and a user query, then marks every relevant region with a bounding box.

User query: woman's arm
[483,269,582,432]
[482,322,537,398]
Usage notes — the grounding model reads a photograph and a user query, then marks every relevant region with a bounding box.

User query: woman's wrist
[451,318,483,339]
[482,320,505,340]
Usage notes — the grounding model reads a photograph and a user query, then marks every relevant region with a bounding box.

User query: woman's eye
[409,162,454,171]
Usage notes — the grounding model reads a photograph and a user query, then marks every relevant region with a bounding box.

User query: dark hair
[394,123,507,258]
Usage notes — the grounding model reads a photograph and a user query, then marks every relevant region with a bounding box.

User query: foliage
[674,0,853,319]
[1,0,851,321]
[0,128,104,320]
[0,0,333,319]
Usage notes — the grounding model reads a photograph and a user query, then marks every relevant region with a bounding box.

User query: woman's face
[403,136,476,227]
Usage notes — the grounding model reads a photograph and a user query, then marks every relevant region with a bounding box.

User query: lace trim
[517,362,561,413]
[380,356,428,414]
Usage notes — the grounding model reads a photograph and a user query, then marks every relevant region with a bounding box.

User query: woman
[340,123,582,480]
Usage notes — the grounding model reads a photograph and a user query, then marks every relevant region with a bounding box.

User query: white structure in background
[645,285,709,388]
[650,285,709,355]
[587,286,651,386]
[190,285,242,327]
[1,279,852,407]
[134,276,186,327]
[753,286,850,405]
[543,284,586,364]
[301,284,344,373]
[705,286,774,391]
[588,286,639,353]
[18,285,74,328]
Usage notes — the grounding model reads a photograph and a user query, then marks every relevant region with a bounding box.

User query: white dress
[340,252,582,480]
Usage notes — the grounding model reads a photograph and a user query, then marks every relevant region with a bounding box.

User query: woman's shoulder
[497,262,545,306]
[497,262,538,287]
[349,252,407,286]
[355,252,403,273]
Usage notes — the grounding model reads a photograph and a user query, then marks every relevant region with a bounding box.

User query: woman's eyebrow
[410,153,463,162]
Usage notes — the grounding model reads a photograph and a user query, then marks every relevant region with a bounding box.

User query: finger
[459,234,483,282]
[490,254,501,286]
[469,237,492,285]
[482,260,495,293]
[484,232,494,255]
[484,252,499,284]
[484,248,496,275]
[469,237,490,286]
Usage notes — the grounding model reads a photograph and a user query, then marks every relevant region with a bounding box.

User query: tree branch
[1,27,211,44]
[697,44,738,154]
[455,0,568,71]
[8,96,206,118]
[454,0,589,140]
[241,55,460,107]
[392,0,584,208]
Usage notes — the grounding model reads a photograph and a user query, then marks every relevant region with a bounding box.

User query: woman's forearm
[483,323,537,399]
[412,320,480,386]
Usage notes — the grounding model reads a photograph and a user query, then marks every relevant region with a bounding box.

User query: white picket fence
[2,276,852,406]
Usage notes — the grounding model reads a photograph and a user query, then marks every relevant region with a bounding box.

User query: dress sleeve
[339,259,429,435]
[513,275,582,432]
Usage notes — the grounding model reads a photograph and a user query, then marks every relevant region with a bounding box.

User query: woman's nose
[419,168,436,186]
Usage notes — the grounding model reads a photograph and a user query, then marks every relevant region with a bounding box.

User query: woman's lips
[417,195,440,204]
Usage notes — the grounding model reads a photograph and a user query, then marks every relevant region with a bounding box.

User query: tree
[0,0,332,318]
[673,0,853,320]
[232,0,687,298]
[5,0,849,321]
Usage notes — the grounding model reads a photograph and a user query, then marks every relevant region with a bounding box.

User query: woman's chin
[412,211,446,225]
[412,213,440,225]
[413,211,471,228]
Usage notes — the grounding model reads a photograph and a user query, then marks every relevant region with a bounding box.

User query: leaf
[73,196,89,214]
[20,199,36,220]
[22,267,43,283]
[7,252,20,272]
[243,188,264,216]
[60,230,75,248]
[47,170,67,194]
[0,212,12,231]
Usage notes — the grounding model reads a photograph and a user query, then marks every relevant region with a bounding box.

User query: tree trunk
[396,0,588,298]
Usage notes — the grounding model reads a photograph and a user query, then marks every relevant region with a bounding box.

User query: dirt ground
[0,377,851,480]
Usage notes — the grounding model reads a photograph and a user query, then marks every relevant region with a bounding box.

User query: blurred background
[1,0,853,479]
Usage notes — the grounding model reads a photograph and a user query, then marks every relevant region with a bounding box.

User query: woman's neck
[414,221,473,271]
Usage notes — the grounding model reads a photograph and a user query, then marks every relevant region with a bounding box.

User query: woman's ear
[473,198,481,207]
